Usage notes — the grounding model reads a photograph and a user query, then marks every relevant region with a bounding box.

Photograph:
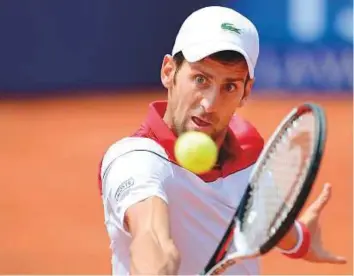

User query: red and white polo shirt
[99,101,265,275]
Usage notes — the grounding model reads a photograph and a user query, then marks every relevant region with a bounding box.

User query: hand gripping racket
[201,102,327,275]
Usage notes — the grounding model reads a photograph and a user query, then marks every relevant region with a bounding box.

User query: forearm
[130,233,180,275]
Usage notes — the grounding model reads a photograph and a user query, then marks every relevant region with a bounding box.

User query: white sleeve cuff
[277,220,304,254]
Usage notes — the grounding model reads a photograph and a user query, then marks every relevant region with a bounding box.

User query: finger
[318,251,347,264]
[310,183,332,214]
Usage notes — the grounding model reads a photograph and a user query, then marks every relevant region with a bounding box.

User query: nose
[200,88,220,113]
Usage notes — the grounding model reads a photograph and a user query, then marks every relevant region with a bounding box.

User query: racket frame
[201,103,327,275]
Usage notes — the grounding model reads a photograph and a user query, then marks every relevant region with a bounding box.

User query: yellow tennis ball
[174,131,218,174]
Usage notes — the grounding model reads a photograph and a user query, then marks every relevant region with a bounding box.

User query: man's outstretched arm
[126,196,181,275]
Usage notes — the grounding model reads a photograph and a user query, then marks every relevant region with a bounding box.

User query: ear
[161,54,176,89]
[239,77,254,107]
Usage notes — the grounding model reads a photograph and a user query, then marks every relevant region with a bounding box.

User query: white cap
[172,6,259,78]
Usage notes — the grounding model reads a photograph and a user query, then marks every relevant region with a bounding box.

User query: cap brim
[181,41,254,78]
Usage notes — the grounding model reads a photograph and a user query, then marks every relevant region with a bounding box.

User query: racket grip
[281,221,311,259]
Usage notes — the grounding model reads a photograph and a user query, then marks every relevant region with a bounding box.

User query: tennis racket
[201,102,327,275]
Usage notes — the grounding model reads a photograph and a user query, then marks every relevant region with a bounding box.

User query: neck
[214,128,228,151]
[162,104,174,133]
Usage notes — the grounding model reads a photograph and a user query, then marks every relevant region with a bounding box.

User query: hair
[172,50,249,83]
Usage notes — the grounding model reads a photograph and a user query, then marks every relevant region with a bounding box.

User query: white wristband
[277,220,304,254]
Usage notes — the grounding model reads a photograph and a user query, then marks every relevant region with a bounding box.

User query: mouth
[191,116,212,127]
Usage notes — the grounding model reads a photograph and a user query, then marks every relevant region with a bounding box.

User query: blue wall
[225,0,353,92]
[0,0,352,96]
[0,0,217,94]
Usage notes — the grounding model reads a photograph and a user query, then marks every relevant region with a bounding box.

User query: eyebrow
[193,67,245,82]
[224,77,245,82]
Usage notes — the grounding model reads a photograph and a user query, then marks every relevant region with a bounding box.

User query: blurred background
[0,0,352,275]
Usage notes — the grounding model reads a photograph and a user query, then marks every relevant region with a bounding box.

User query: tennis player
[99,6,346,275]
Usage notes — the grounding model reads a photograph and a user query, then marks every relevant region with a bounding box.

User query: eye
[195,75,207,85]
[225,83,237,92]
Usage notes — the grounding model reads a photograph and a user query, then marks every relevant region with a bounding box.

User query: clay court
[0,91,352,275]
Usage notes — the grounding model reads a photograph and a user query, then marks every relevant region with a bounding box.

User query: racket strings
[236,113,316,250]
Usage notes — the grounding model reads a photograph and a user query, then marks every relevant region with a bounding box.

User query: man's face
[161,54,254,141]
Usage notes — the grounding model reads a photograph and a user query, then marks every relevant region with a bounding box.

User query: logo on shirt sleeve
[115,177,135,201]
